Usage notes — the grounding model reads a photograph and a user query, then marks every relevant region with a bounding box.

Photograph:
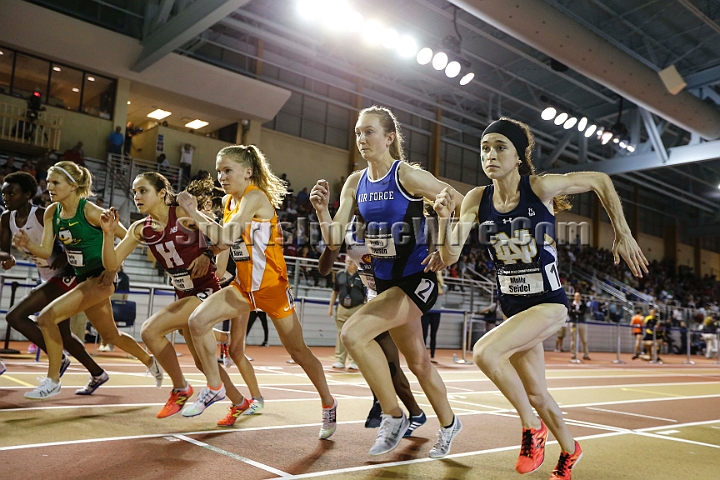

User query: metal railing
[0,101,62,150]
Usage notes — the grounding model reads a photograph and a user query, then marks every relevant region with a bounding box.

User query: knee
[406,356,432,378]
[472,341,498,370]
[187,315,208,337]
[227,341,245,360]
[140,321,155,343]
[36,310,55,329]
[340,327,361,351]
[527,391,552,410]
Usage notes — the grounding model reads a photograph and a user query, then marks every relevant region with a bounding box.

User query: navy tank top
[478,175,565,302]
[356,160,428,281]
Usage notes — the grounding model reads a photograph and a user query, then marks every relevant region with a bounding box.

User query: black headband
[482,119,529,161]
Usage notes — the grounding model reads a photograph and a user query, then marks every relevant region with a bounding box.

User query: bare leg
[228,314,262,399]
[375,331,422,417]
[184,328,246,405]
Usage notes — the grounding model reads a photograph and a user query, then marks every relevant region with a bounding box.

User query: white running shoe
[24,377,61,400]
[429,415,463,458]
[0,360,6,376]
[369,412,409,455]
[75,371,110,395]
[243,397,265,415]
[319,396,337,439]
[182,386,226,417]
[332,362,345,369]
[348,362,359,370]
[147,356,163,387]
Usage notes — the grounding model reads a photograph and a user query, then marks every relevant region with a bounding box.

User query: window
[12,53,49,100]
[49,63,83,111]
[82,74,114,119]
[0,48,12,95]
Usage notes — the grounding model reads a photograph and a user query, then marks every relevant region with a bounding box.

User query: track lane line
[586,407,677,423]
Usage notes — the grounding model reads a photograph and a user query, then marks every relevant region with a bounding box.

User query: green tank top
[53,198,104,276]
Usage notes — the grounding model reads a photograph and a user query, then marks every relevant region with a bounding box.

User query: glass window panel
[276,112,301,137]
[328,85,351,105]
[327,104,349,128]
[326,126,348,149]
[81,74,114,119]
[278,69,304,88]
[302,97,326,123]
[446,143,462,165]
[263,63,279,80]
[445,162,462,182]
[282,92,302,116]
[0,48,13,95]
[410,131,429,153]
[301,119,325,144]
[463,150,480,170]
[48,63,83,111]
[12,53,49,100]
[462,168,477,185]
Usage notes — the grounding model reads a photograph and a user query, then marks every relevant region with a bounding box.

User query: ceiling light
[613,137,620,144]
[417,47,433,65]
[627,145,635,153]
[459,72,474,85]
[185,119,208,129]
[0,51,4,55]
[584,124,597,137]
[554,112,568,125]
[601,131,613,144]
[563,117,578,129]
[541,107,557,121]
[619,141,627,149]
[381,28,399,49]
[577,117,588,131]
[298,0,326,20]
[87,76,95,82]
[71,87,79,93]
[596,127,604,138]
[127,101,131,105]
[397,35,418,58]
[53,66,61,72]
[445,61,461,78]
[362,20,383,45]
[346,11,364,32]
[147,109,171,120]
[432,52,448,70]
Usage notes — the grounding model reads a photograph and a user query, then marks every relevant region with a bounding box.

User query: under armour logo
[528,208,535,217]
[502,218,513,224]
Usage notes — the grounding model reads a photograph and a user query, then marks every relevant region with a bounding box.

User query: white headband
[53,166,77,184]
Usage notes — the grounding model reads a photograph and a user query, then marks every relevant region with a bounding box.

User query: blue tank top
[356,160,428,280]
[478,175,564,301]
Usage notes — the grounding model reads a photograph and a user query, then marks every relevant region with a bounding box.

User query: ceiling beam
[132,0,250,72]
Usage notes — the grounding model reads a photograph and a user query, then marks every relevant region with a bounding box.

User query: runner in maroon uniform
[101,172,261,423]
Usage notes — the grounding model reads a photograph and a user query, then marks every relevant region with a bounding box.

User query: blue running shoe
[404,411,427,437]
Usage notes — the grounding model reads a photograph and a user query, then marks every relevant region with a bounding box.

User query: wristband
[202,249,214,259]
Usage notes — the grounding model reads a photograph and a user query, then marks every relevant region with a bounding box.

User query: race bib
[169,270,194,292]
[66,249,84,267]
[359,271,376,293]
[498,263,545,296]
[366,232,397,258]
[230,239,250,262]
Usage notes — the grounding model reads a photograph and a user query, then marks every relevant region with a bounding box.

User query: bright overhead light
[584,124,597,137]
[577,117,588,131]
[554,112,569,125]
[459,72,474,85]
[381,28,399,49]
[563,117,577,129]
[627,145,635,153]
[362,20,383,44]
[71,87,79,93]
[148,109,171,120]
[298,0,326,20]
[417,47,433,65]
[541,107,557,121]
[53,66,61,72]
[322,0,352,29]
[613,137,620,144]
[397,35,418,58]
[185,119,209,129]
[432,52,448,70]
[601,131,613,145]
[87,76,95,82]
[0,51,4,55]
[346,11,363,32]
[619,141,627,148]
[127,101,131,105]
[445,61,461,78]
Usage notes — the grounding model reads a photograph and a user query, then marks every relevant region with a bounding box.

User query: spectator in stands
[157,153,169,168]
[124,121,137,156]
[107,126,124,155]
[631,308,645,359]
[21,160,35,178]
[35,154,51,182]
[4,156,19,173]
[35,178,47,200]
[568,292,590,360]
[180,143,194,179]
[296,187,310,208]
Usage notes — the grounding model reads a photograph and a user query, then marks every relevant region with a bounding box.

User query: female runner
[435,117,648,479]
[15,161,162,399]
[100,172,262,424]
[176,144,336,439]
[1,171,107,394]
[310,105,461,457]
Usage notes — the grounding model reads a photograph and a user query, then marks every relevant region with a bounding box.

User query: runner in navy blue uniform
[435,118,648,480]
[311,106,461,458]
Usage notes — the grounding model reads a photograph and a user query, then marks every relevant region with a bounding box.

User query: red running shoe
[157,385,194,419]
[516,420,548,474]
[550,441,583,479]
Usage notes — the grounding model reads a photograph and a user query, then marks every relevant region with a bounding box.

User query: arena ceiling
[28,0,720,227]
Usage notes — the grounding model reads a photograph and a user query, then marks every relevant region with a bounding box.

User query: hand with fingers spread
[434,187,456,218]
[177,191,198,215]
[310,179,330,212]
[613,233,649,278]
[188,254,210,278]
[100,207,119,234]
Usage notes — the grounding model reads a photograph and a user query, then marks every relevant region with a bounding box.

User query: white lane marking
[586,407,677,423]
[654,430,680,435]
[174,434,291,477]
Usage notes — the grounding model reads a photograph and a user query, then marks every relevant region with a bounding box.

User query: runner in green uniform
[15,161,163,400]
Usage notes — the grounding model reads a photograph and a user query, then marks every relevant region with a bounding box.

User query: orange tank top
[223,185,287,292]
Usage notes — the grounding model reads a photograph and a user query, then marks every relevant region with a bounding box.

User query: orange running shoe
[550,441,583,480]
[157,385,194,418]
[216,398,251,427]
[516,420,548,474]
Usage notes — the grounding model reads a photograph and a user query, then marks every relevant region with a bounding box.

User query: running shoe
[181,385,226,417]
[75,371,109,395]
[243,397,264,415]
[24,377,61,400]
[216,397,253,427]
[516,420,548,474]
[348,362,359,370]
[403,411,427,438]
[365,400,382,428]
[59,354,71,378]
[157,385,194,418]
[550,441,583,480]
[332,362,345,369]
[429,415,463,458]
[27,343,37,354]
[319,397,337,439]
[0,360,6,376]
[147,356,163,388]
[369,413,409,455]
